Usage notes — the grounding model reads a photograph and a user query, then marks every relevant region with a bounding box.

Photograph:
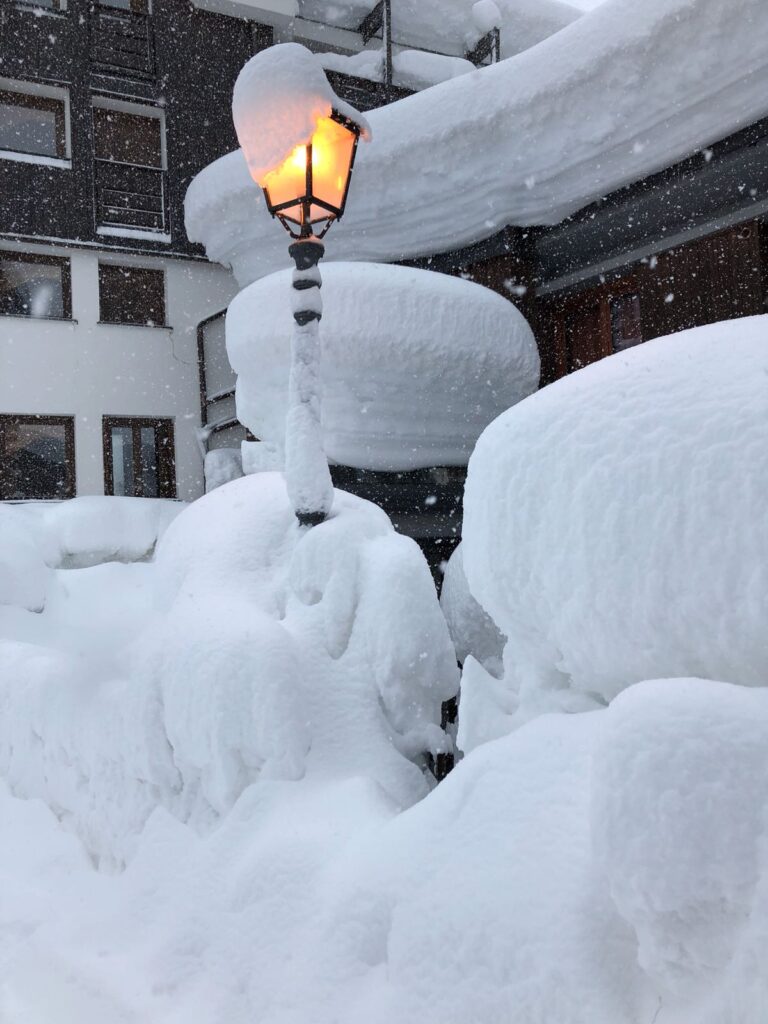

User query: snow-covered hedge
[462,316,768,727]
[227,262,539,471]
[0,475,458,865]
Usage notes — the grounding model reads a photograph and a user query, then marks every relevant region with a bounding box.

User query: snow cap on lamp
[232,42,371,187]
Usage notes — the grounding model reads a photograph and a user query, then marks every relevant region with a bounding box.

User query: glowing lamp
[260,112,361,238]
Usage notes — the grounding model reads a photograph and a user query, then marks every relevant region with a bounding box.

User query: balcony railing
[94,158,167,234]
[90,6,154,79]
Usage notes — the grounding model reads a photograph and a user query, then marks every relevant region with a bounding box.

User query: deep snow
[4,679,768,1023]
[0,478,457,866]
[226,261,539,471]
[461,315,768,732]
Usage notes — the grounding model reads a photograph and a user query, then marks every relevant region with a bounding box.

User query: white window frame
[0,78,72,169]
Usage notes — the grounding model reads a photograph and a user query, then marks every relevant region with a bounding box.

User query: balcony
[95,158,167,234]
[90,5,154,81]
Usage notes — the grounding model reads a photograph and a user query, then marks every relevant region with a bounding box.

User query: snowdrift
[461,315,768,731]
[186,0,768,284]
[226,262,539,471]
[5,678,768,1022]
[0,478,458,865]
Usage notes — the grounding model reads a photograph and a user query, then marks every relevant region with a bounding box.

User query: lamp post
[232,44,369,527]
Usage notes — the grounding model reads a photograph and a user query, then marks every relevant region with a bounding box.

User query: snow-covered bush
[227,262,539,471]
[462,316,768,727]
[0,474,458,864]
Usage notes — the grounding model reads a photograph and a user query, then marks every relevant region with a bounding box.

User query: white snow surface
[440,541,505,674]
[186,0,768,286]
[6,676,768,1022]
[461,316,768,732]
[226,261,539,471]
[232,43,370,187]
[319,48,475,90]
[298,0,579,59]
[0,474,457,866]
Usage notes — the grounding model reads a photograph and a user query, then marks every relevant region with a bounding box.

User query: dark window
[610,293,643,352]
[98,264,165,326]
[0,415,75,500]
[93,106,162,168]
[0,252,71,319]
[0,88,68,160]
[15,0,68,11]
[98,0,148,10]
[103,417,176,498]
[92,105,166,231]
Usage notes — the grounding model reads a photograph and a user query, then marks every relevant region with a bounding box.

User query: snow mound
[592,678,768,997]
[0,506,52,612]
[6,655,768,1020]
[462,316,768,724]
[0,474,458,865]
[232,43,370,187]
[227,262,539,471]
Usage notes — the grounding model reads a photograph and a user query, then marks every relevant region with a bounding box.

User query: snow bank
[461,316,768,728]
[16,677,768,1022]
[227,262,539,471]
[0,474,458,865]
[232,43,370,187]
[186,0,768,285]
[0,506,52,612]
[592,679,768,999]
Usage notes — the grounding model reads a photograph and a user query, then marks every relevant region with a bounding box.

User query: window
[0,84,69,162]
[92,100,166,232]
[93,105,162,168]
[0,415,75,500]
[610,293,643,352]
[15,0,68,12]
[0,252,71,319]
[103,417,175,498]
[98,263,165,326]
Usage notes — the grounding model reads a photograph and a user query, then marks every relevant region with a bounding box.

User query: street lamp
[232,43,369,527]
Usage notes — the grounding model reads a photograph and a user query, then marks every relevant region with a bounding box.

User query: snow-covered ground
[2,319,768,1022]
[186,0,768,284]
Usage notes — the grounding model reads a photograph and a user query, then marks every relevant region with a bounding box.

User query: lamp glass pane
[309,116,355,219]
[263,143,309,223]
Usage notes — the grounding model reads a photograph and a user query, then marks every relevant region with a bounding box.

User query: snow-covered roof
[188,0,579,63]
[297,0,580,60]
[186,0,768,287]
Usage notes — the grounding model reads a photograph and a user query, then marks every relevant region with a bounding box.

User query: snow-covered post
[285,236,332,525]
[232,43,370,526]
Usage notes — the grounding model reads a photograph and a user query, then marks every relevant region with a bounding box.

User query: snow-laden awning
[185,0,768,287]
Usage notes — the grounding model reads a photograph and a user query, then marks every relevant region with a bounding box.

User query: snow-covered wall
[227,262,539,471]
[0,241,237,500]
[186,0,768,286]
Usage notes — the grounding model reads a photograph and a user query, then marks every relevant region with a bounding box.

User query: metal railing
[94,158,167,233]
[90,6,154,79]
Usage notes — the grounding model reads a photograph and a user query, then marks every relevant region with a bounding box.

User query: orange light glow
[262,115,357,229]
